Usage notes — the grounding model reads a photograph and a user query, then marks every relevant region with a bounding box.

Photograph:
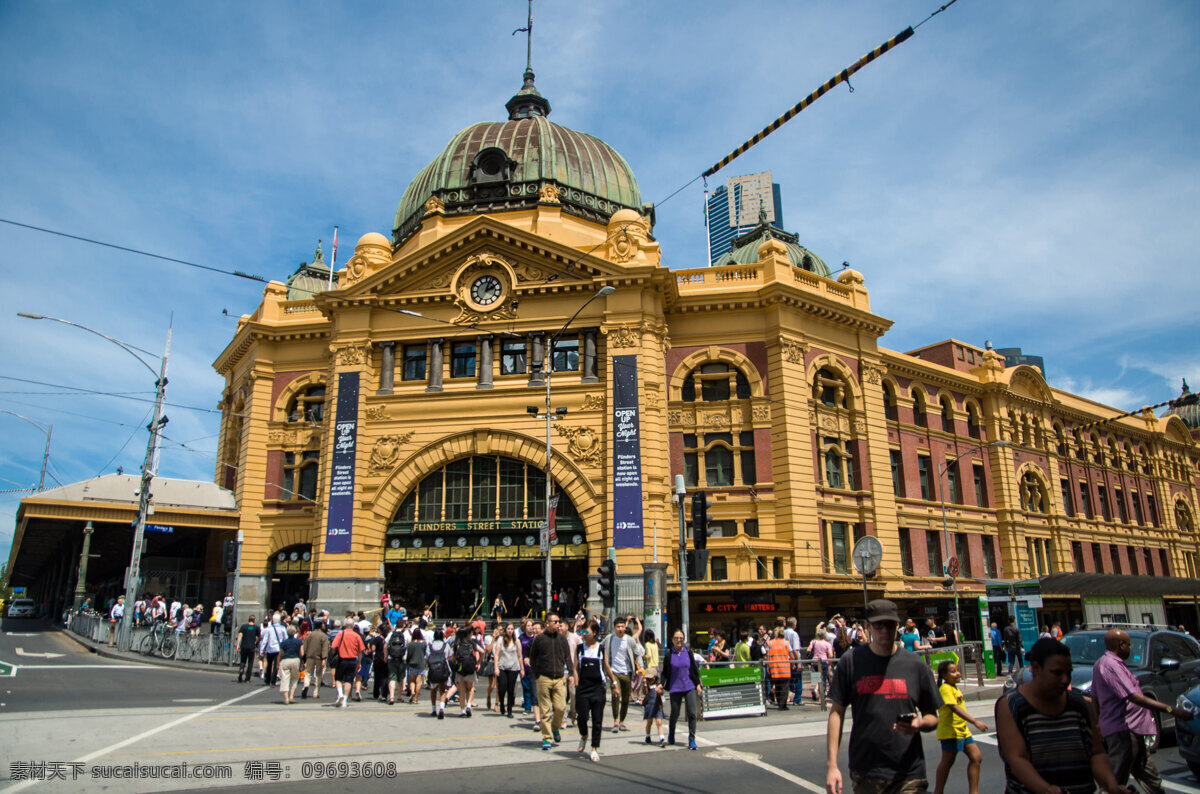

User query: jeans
[262,652,280,685]
[772,677,791,708]
[576,683,606,749]
[668,689,697,742]
[373,660,389,698]
[1005,647,1022,677]
[536,675,567,741]
[611,673,632,723]
[238,649,255,681]
[498,669,520,714]
[521,670,534,711]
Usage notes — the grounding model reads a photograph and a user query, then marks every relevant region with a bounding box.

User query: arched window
[392,456,578,526]
[912,390,928,428]
[680,362,750,402]
[822,437,855,490]
[940,396,955,433]
[283,450,320,502]
[287,384,326,423]
[1123,443,1135,470]
[1072,429,1086,460]
[813,367,848,408]
[883,383,899,421]
[1019,471,1047,513]
[967,404,982,440]
[1054,425,1068,456]
[1090,434,1103,464]
[1177,501,1195,533]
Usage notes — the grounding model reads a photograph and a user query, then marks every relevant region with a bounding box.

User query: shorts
[643,700,664,721]
[457,672,477,686]
[939,737,975,753]
[335,658,358,684]
[388,659,405,683]
[407,666,425,679]
[849,771,928,794]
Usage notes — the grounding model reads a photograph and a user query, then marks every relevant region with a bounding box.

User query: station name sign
[391,519,574,533]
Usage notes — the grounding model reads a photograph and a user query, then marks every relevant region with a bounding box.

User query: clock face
[501,536,512,547]
[470,275,503,306]
[434,537,445,548]
[412,538,423,548]
[456,537,467,547]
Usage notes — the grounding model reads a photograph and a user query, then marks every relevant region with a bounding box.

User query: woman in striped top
[995,638,1132,794]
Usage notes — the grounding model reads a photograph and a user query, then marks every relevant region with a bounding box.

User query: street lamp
[535,286,615,615]
[0,410,52,491]
[18,312,171,651]
[938,438,1010,644]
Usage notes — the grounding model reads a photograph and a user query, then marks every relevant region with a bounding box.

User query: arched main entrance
[384,455,588,619]
[269,545,312,611]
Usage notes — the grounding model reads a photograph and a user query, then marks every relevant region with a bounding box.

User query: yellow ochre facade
[212,76,1200,637]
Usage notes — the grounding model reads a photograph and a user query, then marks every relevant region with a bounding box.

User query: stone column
[426,339,444,393]
[529,332,545,387]
[581,328,599,383]
[378,342,395,395]
[477,335,494,390]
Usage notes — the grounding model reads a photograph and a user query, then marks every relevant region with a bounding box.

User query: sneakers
[465,707,472,718]
[552,730,561,745]
[339,699,348,709]
[658,735,667,747]
[667,733,675,746]
[437,710,444,720]
[618,724,629,732]
[688,739,698,751]
[612,725,620,734]
[589,748,600,763]
[644,736,652,745]
[353,692,362,702]
[578,738,587,755]
[542,739,553,751]
[300,688,308,699]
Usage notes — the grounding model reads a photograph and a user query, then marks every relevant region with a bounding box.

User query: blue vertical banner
[324,371,359,554]
[612,354,644,548]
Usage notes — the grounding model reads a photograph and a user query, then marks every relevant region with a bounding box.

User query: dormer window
[469,147,516,184]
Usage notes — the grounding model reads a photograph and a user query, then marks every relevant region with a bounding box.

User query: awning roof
[1035,573,1200,598]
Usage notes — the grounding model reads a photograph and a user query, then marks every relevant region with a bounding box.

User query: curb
[64,628,239,675]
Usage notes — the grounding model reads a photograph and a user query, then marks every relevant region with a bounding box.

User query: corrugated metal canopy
[1036,573,1200,598]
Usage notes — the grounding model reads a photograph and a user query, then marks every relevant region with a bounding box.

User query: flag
[331,225,339,269]
[547,494,559,542]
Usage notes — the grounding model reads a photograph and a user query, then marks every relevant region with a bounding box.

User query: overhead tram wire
[0,217,267,283]
[0,375,219,414]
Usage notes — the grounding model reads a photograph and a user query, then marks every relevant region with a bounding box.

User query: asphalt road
[2,620,1199,794]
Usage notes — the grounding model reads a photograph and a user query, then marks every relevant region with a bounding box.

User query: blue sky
[1,1,1197,561]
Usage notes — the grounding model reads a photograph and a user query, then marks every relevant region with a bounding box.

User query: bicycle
[137,621,178,659]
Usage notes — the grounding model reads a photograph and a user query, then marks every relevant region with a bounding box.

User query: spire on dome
[506,0,551,119]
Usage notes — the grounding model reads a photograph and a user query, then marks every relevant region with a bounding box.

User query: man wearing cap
[826,599,942,794]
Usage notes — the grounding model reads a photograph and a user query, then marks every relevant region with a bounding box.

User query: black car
[1005,628,1200,751]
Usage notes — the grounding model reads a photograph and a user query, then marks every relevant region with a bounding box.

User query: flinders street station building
[10,71,1200,639]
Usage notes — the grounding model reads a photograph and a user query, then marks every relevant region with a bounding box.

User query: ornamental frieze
[668,410,684,425]
[365,406,388,422]
[333,344,370,367]
[604,324,641,349]
[706,413,728,429]
[862,365,884,385]
[582,393,605,411]
[538,184,560,203]
[423,196,445,216]
[556,425,602,466]
[753,404,770,422]
[368,433,414,473]
[605,212,652,264]
[268,426,320,450]
[780,336,810,365]
[644,389,661,410]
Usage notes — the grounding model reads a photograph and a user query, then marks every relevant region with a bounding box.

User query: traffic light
[222,539,238,572]
[691,491,712,550]
[597,559,616,608]
[686,549,710,581]
[531,579,546,607]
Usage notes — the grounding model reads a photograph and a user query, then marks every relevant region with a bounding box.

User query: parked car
[1176,685,1200,777]
[1004,627,1200,751]
[6,598,36,618]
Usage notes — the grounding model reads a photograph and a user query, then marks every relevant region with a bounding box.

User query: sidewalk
[63,627,238,675]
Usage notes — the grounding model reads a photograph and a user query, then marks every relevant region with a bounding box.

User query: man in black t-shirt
[826,599,942,794]
[235,615,262,683]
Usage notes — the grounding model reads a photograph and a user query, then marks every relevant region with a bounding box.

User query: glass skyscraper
[706,172,784,265]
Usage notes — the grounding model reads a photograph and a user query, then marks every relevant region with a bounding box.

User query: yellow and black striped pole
[702,26,914,179]
[1075,392,1198,433]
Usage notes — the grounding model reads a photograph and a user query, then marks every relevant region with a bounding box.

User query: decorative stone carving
[538,184,560,203]
[513,262,548,282]
[706,413,728,429]
[344,255,369,286]
[605,212,653,264]
[269,426,319,450]
[644,391,660,410]
[368,433,413,473]
[668,410,684,425]
[334,344,370,367]
[365,406,388,422]
[781,336,809,365]
[416,270,454,291]
[852,417,867,434]
[863,365,884,385]
[423,196,445,215]
[820,416,838,432]
[605,324,640,349]
[753,404,770,422]
[268,430,283,444]
[556,425,602,466]
[451,251,519,324]
[582,393,605,411]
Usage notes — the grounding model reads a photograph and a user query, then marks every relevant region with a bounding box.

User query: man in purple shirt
[1091,629,1189,794]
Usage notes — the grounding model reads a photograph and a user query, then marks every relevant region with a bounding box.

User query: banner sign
[612,354,643,548]
[324,371,359,554]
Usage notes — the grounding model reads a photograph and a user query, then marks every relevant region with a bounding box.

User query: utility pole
[675,474,690,642]
[73,521,94,611]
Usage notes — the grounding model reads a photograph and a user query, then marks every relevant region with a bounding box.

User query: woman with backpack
[451,626,480,718]
[371,623,391,701]
[425,628,452,719]
[575,617,613,762]
[404,627,427,704]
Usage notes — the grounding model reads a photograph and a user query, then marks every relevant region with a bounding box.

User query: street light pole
[539,286,614,615]
[0,410,52,491]
[938,438,1010,644]
[19,312,170,651]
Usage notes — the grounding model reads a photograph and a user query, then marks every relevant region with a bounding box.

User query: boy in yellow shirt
[933,660,988,794]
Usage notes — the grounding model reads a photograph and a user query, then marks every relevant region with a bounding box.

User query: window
[982,536,997,577]
[890,451,904,497]
[829,522,849,574]
[500,339,527,375]
[1142,547,1153,576]
[550,337,579,372]
[1147,494,1160,527]
[710,556,728,581]
[1044,539,1055,573]
[1091,435,1103,464]
[755,554,768,580]
[286,385,326,423]
[402,345,427,381]
[282,450,319,501]
[498,458,524,520]
[941,397,955,432]
[1021,472,1047,512]
[1060,479,1074,517]
[918,455,932,500]
[450,341,476,378]
[1078,482,1092,519]
[681,362,752,402]
[814,367,848,408]
[1029,539,1042,576]
[740,431,757,486]
[1055,427,1068,456]
[974,465,987,507]
[1160,549,1171,577]
[443,459,470,520]
[471,456,496,520]
[946,463,960,504]
[526,467,546,519]
[899,528,914,576]
[1097,487,1110,521]
[704,433,735,486]
[682,433,699,487]
[955,533,971,576]
[824,438,844,489]
[967,405,981,439]
[1131,491,1144,524]
[884,384,899,421]
[1110,544,1122,575]
[680,373,695,402]
[772,558,783,579]
[419,470,444,521]
[913,392,927,427]
[1092,542,1104,573]
[926,532,943,576]
[743,519,759,538]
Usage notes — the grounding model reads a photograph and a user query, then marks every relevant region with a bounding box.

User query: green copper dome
[285,241,331,300]
[393,70,642,247]
[1161,380,1199,429]
[712,211,832,277]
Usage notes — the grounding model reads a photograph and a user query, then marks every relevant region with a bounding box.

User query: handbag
[327,632,341,668]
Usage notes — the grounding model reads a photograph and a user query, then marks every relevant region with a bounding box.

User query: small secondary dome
[285,241,332,300]
[393,70,643,248]
[1161,379,1200,429]
[712,209,831,277]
